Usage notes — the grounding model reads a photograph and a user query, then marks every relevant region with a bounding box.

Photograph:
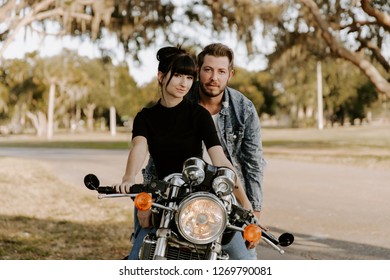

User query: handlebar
[84,173,170,196]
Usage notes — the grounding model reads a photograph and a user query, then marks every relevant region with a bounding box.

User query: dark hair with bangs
[157,46,197,86]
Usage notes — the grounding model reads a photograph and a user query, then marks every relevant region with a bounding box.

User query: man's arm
[241,103,266,213]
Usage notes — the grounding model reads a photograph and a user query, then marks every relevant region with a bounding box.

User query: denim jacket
[142,83,266,211]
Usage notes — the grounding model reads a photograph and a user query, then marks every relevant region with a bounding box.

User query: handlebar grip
[84,174,170,196]
[97,186,117,194]
[131,181,170,195]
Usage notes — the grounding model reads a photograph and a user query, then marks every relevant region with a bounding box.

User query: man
[131,43,266,260]
[187,43,266,259]
[190,43,265,216]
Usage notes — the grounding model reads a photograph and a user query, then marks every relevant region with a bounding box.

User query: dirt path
[1,147,389,259]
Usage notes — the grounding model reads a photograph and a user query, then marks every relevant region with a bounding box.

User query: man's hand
[246,239,261,249]
[245,210,269,249]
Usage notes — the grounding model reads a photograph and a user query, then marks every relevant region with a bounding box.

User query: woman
[115,46,254,258]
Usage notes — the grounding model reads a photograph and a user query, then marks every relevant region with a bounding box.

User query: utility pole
[317,61,324,130]
[47,80,56,140]
[109,66,116,137]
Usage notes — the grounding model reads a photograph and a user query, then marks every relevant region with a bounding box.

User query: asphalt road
[2,147,390,260]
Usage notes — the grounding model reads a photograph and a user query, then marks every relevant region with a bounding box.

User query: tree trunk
[110,105,116,136]
[47,80,56,140]
[26,111,47,136]
[317,61,324,130]
[83,103,96,131]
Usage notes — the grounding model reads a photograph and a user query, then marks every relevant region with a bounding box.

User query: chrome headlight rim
[175,192,227,244]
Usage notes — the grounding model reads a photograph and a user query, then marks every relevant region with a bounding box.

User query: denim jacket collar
[220,89,230,116]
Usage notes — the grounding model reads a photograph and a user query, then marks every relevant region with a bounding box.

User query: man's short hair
[197,43,234,70]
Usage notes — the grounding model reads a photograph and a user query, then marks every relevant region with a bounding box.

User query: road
[1,147,389,259]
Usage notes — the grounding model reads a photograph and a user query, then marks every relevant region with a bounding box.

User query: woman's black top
[132,99,221,179]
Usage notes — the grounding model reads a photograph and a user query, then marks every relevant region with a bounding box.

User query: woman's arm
[115,136,149,193]
[116,136,151,228]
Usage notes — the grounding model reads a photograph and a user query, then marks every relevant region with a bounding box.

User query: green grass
[262,125,390,149]
[261,125,390,169]
[0,140,129,149]
[0,134,130,149]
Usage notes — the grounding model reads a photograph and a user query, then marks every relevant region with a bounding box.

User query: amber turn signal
[134,192,152,211]
[243,224,262,243]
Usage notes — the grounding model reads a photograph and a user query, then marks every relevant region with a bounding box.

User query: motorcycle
[84,157,294,260]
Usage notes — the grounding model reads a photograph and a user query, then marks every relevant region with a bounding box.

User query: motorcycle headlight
[182,157,206,185]
[212,167,236,196]
[176,192,227,244]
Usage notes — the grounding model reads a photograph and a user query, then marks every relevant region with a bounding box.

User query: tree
[1,0,388,131]
[1,1,388,95]
[228,67,277,117]
[321,57,377,126]
[0,52,48,134]
[0,0,182,135]
[189,1,389,97]
[296,0,390,96]
[0,0,176,61]
[1,50,135,136]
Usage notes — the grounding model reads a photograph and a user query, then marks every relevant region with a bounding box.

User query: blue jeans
[128,227,156,260]
[128,208,155,260]
[223,231,257,260]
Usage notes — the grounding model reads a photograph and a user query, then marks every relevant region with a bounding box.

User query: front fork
[207,235,225,260]
[153,174,183,260]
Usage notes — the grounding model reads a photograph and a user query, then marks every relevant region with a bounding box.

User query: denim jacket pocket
[226,128,244,155]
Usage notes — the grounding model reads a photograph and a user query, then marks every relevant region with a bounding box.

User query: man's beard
[199,82,225,98]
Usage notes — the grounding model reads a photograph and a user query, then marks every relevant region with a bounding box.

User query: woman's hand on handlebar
[113,180,134,194]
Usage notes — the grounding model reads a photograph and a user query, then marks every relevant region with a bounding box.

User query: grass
[261,125,390,169]
[0,140,130,149]
[0,131,131,149]
[0,157,133,260]
[1,124,389,149]
[0,215,130,260]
